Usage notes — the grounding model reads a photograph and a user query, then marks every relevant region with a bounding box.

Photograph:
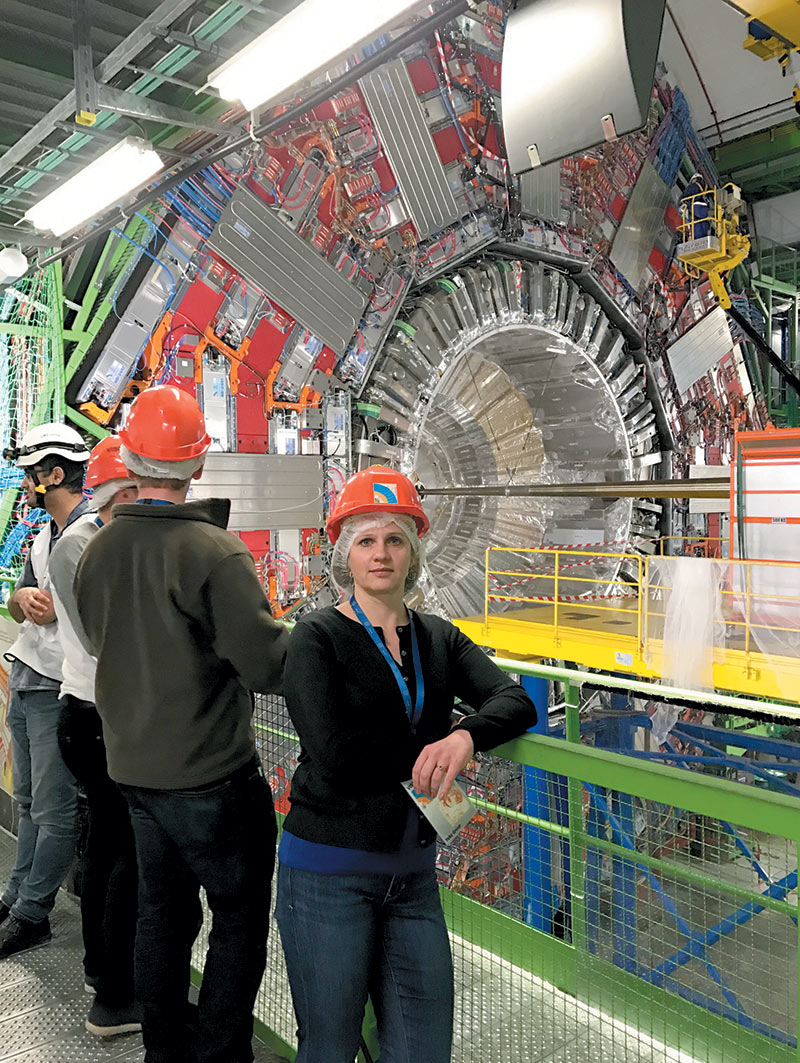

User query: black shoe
[86,1000,143,1037]
[0,902,10,926]
[0,914,51,956]
[84,974,100,994]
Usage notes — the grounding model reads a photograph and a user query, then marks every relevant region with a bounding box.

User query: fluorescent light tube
[24,137,163,236]
[208,0,427,111]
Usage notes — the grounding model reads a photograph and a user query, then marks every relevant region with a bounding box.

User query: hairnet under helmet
[120,444,205,480]
[330,512,425,597]
[89,477,136,511]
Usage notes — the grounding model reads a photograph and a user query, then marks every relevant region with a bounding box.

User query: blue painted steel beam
[594,711,638,973]
[586,783,750,1018]
[600,747,800,798]
[675,720,800,762]
[521,676,554,931]
[651,868,798,984]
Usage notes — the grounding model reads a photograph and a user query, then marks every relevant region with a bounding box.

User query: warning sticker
[615,651,634,668]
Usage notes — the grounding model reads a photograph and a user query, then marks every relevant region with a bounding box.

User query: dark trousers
[57,696,137,1007]
[120,759,277,1063]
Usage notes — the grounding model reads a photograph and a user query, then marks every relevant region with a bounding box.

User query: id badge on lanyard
[349,595,424,730]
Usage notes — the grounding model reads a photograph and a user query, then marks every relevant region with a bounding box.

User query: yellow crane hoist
[739,2,800,111]
[676,180,750,310]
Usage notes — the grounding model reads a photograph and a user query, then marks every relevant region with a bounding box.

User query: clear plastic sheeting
[645,556,800,699]
[645,557,725,691]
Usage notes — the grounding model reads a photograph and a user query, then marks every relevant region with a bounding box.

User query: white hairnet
[120,444,205,481]
[330,512,425,596]
[89,477,136,511]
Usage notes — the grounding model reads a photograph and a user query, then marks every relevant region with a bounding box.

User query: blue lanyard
[350,595,425,730]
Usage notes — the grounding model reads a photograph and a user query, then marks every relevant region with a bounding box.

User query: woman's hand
[412,728,474,800]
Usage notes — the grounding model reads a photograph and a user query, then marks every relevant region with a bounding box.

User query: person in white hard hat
[681,171,712,240]
[0,422,90,957]
[50,436,141,1038]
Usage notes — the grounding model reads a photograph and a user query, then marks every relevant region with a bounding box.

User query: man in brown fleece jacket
[75,386,289,1063]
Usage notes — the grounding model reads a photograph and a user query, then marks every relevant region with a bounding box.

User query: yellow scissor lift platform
[454,544,800,705]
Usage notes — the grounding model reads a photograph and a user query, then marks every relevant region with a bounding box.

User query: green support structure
[236,654,800,1062]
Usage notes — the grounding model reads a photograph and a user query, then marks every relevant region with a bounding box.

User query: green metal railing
[189,659,800,1063]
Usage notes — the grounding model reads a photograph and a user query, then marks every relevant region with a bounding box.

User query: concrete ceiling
[659,0,800,203]
[2,0,799,253]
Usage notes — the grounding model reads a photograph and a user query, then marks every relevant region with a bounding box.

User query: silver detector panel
[502,0,666,173]
[189,453,322,531]
[209,186,368,356]
[359,59,460,240]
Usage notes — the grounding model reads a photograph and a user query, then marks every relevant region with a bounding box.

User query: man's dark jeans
[121,759,277,1063]
[57,696,138,1008]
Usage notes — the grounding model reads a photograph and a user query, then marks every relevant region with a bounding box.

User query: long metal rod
[418,477,730,500]
[727,303,800,398]
[33,0,470,269]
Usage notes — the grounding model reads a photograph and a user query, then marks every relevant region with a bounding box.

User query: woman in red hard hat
[276,465,537,1063]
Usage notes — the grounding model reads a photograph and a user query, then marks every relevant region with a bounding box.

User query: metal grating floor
[0,828,282,1063]
[0,826,691,1063]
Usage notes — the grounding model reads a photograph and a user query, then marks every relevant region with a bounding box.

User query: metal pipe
[418,477,730,500]
[33,0,470,270]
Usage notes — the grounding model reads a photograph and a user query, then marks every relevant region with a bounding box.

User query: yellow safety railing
[644,555,800,673]
[482,546,800,689]
[678,186,719,247]
[485,545,644,649]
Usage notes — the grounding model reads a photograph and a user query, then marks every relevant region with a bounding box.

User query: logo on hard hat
[373,482,398,505]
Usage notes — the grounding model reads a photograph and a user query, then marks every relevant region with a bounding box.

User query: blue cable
[135,212,208,276]
[180,180,222,222]
[163,191,212,237]
[110,227,177,311]
[202,167,234,202]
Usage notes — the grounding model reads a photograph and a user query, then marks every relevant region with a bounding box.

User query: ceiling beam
[72,0,98,120]
[0,0,198,183]
[32,0,470,270]
[0,223,55,248]
[714,120,800,175]
[97,85,238,135]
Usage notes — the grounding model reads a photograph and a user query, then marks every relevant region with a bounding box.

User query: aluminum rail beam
[0,0,198,183]
[33,0,470,270]
[96,85,237,135]
[72,0,97,119]
[418,478,730,500]
[727,304,800,398]
[0,224,54,248]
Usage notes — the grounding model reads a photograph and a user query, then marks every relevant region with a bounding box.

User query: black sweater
[283,607,537,851]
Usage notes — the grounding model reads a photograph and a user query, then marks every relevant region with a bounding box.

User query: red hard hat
[327,465,429,544]
[119,385,211,462]
[84,436,135,489]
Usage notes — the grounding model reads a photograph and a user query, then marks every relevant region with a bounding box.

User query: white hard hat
[5,423,91,467]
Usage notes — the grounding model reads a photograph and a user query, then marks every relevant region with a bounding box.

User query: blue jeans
[121,759,277,1063]
[276,865,453,1063]
[2,689,78,923]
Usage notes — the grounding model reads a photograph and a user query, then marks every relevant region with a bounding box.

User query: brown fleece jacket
[75,497,289,789]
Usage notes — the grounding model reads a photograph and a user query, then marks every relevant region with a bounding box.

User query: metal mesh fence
[0,266,62,593]
[190,682,799,1063]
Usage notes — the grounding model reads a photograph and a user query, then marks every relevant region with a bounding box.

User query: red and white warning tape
[489,591,638,604]
[532,537,646,552]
